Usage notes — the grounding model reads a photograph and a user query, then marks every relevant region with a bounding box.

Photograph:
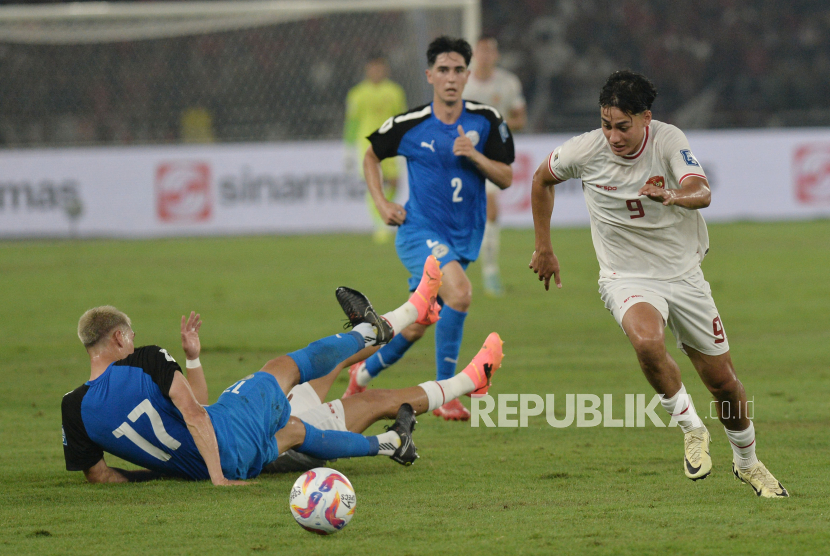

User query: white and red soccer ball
[289,467,356,535]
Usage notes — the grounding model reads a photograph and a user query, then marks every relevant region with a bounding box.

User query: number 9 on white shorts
[599,268,729,356]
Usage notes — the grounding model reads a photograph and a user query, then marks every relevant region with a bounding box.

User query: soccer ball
[289,467,356,535]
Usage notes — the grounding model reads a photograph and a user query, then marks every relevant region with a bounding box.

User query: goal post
[0,0,481,45]
[0,0,481,147]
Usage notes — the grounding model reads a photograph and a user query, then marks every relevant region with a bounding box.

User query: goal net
[0,0,480,148]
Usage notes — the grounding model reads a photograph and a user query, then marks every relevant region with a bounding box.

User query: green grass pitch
[1,221,829,555]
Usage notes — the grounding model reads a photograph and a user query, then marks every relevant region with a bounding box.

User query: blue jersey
[368,101,514,261]
[62,346,210,480]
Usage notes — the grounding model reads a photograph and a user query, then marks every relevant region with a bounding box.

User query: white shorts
[598,268,729,356]
[287,383,348,432]
[485,179,501,196]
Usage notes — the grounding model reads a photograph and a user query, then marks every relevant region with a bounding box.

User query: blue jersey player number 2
[345,36,515,421]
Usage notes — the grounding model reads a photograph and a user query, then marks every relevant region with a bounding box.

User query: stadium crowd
[486,0,830,131]
[1,0,829,146]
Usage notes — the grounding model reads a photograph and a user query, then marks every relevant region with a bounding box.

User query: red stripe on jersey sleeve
[547,152,563,181]
[678,173,707,184]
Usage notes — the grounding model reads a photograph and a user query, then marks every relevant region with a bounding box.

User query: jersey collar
[431,101,466,127]
[620,125,649,160]
[86,363,114,385]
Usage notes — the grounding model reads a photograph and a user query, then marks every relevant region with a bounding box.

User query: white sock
[351,300,418,349]
[352,322,377,347]
[375,430,401,456]
[355,362,373,387]
[481,221,500,277]
[418,381,446,412]
[439,373,476,400]
[660,384,704,433]
[382,301,418,335]
[725,421,759,469]
[416,374,476,412]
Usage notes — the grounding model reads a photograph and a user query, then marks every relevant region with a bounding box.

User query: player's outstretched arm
[638,175,711,209]
[529,159,564,290]
[453,125,512,189]
[168,372,249,486]
[364,145,406,225]
[181,311,208,405]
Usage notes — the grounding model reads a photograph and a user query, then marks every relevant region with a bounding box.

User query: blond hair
[77,306,132,348]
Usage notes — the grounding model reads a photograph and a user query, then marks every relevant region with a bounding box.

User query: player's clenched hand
[181,311,202,360]
[453,125,476,158]
[379,200,406,226]
[638,184,676,206]
[529,249,562,291]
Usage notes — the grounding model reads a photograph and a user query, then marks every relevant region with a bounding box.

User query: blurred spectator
[1,0,830,147]
[343,54,407,244]
[180,107,215,143]
[487,0,830,131]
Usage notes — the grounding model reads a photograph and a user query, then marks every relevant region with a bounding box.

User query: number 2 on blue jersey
[451,177,463,202]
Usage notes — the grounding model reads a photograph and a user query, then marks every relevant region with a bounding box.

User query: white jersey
[548,120,709,280]
[463,67,526,120]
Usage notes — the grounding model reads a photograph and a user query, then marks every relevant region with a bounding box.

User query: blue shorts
[206,372,290,480]
[396,227,470,291]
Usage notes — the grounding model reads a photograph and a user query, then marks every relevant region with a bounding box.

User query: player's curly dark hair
[599,70,657,115]
[426,36,472,67]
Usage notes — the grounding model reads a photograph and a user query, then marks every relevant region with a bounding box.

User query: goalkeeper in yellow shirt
[344,55,407,244]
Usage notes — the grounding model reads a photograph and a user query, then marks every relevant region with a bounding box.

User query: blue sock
[435,304,466,380]
[297,421,379,459]
[364,333,413,378]
[288,331,364,383]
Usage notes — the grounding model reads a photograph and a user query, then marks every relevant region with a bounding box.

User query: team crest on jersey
[680,149,700,167]
[499,122,509,142]
[646,175,666,189]
[465,130,480,147]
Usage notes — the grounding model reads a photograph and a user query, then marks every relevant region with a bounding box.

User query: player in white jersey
[529,70,788,498]
[463,36,527,296]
